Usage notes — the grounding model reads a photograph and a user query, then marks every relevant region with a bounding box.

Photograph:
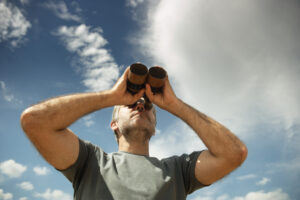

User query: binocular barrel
[127,63,166,94]
[127,63,148,94]
[148,66,167,93]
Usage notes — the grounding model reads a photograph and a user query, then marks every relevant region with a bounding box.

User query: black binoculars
[127,63,167,94]
[127,63,167,110]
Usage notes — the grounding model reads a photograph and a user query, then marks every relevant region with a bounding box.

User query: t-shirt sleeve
[57,138,94,189]
[179,150,209,194]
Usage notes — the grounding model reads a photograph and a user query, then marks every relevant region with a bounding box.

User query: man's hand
[110,67,145,106]
[145,75,179,112]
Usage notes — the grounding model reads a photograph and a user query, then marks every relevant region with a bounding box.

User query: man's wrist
[96,89,119,108]
[165,97,184,116]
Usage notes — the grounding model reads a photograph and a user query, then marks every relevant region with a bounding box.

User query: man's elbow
[232,144,248,167]
[20,107,38,134]
[240,144,248,162]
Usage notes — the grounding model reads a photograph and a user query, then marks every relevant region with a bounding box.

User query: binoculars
[127,63,167,94]
[127,63,167,110]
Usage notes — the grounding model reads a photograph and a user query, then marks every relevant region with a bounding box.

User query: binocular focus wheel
[127,80,145,94]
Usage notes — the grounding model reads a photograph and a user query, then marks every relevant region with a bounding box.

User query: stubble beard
[121,125,155,144]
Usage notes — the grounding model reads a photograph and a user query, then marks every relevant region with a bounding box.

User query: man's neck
[118,136,150,156]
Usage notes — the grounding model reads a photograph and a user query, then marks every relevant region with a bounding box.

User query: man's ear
[110,121,118,131]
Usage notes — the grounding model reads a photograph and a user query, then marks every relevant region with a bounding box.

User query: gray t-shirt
[60,139,206,200]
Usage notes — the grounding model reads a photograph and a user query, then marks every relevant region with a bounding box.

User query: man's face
[112,98,156,138]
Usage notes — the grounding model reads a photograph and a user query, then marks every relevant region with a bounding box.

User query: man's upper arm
[22,117,79,170]
[194,150,238,185]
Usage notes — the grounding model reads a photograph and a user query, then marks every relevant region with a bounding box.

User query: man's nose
[135,101,145,112]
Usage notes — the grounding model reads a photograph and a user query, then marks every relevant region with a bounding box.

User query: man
[20,66,247,199]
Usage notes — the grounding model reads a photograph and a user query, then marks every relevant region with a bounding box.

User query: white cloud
[193,189,289,200]
[19,197,27,200]
[267,157,300,174]
[218,194,231,200]
[0,81,13,102]
[236,174,257,181]
[20,0,30,5]
[33,166,50,175]
[256,177,270,186]
[43,1,83,23]
[233,189,289,200]
[192,197,213,200]
[136,0,300,139]
[0,81,22,104]
[82,115,95,127]
[34,188,72,200]
[0,0,31,47]
[54,24,119,91]
[0,189,13,200]
[17,182,34,191]
[150,122,206,159]
[155,128,161,135]
[192,194,231,200]
[126,0,144,8]
[0,160,27,178]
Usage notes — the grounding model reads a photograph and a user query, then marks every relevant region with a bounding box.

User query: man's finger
[145,84,154,101]
[121,67,130,79]
[134,89,145,99]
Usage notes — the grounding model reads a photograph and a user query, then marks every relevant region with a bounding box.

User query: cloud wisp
[54,24,119,91]
[0,188,13,200]
[0,0,31,48]
[82,115,95,127]
[0,81,14,102]
[33,166,50,176]
[17,181,34,191]
[236,174,257,181]
[233,189,289,200]
[34,188,72,200]
[256,177,271,186]
[192,188,290,200]
[20,0,30,6]
[126,0,144,8]
[55,24,119,91]
[43,1,83,23]
[0,81,22,105]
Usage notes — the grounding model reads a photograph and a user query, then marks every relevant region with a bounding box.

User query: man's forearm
[170,98,247,163]
[21,90,116,132]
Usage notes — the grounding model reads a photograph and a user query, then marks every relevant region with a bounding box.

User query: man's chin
[123,123,155,138]
[134,122,155,133]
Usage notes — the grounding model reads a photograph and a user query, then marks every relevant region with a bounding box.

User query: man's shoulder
[160,151,203,165]
[78,138,107,156]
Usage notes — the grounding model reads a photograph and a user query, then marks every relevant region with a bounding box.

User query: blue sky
[0,0,300,199]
